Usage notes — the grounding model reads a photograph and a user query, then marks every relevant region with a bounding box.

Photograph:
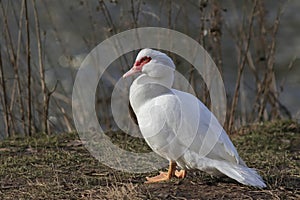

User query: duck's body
[123,49,266,188]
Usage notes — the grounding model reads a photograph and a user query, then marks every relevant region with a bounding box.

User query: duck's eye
[135,56,151,67]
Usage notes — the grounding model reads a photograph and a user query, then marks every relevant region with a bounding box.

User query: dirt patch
[0,120,299,199]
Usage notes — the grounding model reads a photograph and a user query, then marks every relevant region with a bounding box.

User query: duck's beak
[122,66,140,78]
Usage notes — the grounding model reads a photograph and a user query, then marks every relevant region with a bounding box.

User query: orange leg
[145,160,177,183]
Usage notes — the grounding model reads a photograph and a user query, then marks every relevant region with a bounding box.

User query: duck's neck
[135,73,174,88]
[129,73,174,113]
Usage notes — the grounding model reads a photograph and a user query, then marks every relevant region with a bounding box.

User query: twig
[52,97,73,132]
[227,0,258,132]
[98,0,117,34]
[45,81,59,134]
[257,3,285,120]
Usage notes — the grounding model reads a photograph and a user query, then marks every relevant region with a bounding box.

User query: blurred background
[0,0,299,139]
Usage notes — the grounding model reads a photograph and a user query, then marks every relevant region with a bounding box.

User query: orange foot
[145,171,170,183]
[145,161,187,183]
[175,169,187,179]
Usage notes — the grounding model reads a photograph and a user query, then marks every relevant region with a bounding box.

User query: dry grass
[0,120,299,199]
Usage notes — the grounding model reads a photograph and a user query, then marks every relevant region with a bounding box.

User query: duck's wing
[172,89,245,165]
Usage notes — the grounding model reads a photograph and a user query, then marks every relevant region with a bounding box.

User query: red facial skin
[134,56,152,69]
[123,56,152,78]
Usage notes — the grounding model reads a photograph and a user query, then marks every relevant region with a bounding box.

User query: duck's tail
[185,151,266,188]
[214,161,266,188]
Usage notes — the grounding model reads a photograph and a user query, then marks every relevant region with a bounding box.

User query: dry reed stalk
[98,0,130,69]
[257,3,284,120]
[42,1,69,59]
[0,1,21,136]
[45,81,59,134]
[14,0,26,134]
[227,0,258,132]
[24,0,32,136]
[197,0,209,105]
[98,0,116,34]
[32,0,48,134]
[206,0,223,108]
[210,0,223,74]
[51,96,73,133]
[192,0,209,103]
[0,50,10,137]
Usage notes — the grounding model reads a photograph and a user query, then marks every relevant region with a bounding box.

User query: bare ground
[0,120,299,199]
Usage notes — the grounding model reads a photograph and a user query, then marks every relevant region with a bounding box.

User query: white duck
[123,48,266,188]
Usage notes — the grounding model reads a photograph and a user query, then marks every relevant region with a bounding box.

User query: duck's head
[123,48,175,79]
